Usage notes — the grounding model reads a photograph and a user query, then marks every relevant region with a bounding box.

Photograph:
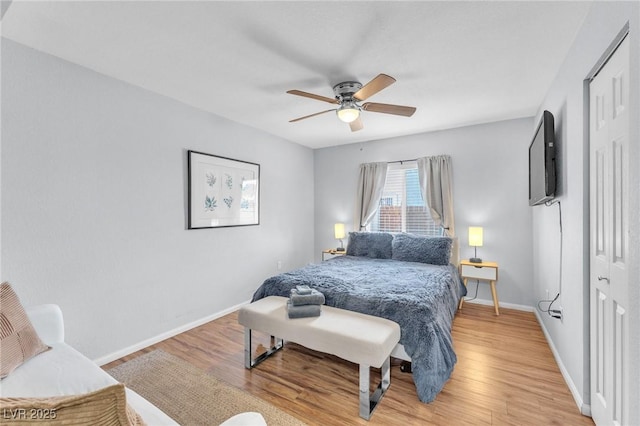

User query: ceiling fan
[287,74,416,132]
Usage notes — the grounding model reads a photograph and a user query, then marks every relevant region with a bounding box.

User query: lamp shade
[334,223,346,239]
[468,227,483,247]
[336,106,360,123]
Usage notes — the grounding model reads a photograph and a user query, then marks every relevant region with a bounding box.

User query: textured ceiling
[1,1,593,149]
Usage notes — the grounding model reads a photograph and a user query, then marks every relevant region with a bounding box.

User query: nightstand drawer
[461,264,497,280]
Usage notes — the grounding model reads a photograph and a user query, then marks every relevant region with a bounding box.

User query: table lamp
[468,226,483,263]
[334,223,346,252]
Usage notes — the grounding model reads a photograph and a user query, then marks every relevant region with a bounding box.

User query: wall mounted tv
[528,110,556,206]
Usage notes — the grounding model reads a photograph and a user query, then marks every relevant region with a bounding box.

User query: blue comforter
[251,255,467,403]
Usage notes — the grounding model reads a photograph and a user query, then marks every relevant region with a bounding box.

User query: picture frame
[188,150,260,229]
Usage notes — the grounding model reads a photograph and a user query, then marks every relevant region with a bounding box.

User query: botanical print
[189,151,259,229]
[204,195,217,211]
[197,166,243,218]
[202,167,221,214]
[206,172,217,187]
[223,196,233,208]
[240,173,257,213]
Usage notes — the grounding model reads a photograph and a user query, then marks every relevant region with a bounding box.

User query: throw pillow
[0,383,146,426]
[0,282,50,379]
[391,233,453,265]
[345,232,393,259]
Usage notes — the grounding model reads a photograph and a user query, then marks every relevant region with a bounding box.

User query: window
[370,162,442,236]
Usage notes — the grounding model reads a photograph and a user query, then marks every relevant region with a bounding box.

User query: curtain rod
[388,158,418,165]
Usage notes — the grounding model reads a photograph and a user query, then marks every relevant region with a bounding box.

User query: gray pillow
[391,233,452,265]
[346,232,393,259]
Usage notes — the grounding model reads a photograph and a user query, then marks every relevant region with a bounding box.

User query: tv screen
[528,110,556,206]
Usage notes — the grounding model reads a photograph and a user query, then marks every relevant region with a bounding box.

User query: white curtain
[356,162,388,230]
[417,155,455,237]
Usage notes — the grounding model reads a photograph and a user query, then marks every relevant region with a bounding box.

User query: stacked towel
[294,284,312,295]
[289,288,325,306]
[286,300,321,318]
[287,285,325,319]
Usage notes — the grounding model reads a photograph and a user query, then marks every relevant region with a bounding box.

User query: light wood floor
[104,303,594,425]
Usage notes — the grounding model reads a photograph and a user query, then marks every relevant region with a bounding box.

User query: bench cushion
[238,296,400,368]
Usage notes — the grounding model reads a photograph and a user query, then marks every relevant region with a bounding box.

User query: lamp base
[469,257,482,264]
[335,247,346,252]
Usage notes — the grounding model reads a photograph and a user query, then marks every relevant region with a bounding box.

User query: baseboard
[94,299,251,366]
[464,297,534,312]
[534,310,592,417]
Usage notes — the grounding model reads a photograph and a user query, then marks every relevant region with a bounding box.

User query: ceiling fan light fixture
[336,103,360,123]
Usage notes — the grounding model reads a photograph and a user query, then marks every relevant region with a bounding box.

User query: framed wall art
[188,150,260,229]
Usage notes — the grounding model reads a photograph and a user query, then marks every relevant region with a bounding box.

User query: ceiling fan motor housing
[333,81,362,101]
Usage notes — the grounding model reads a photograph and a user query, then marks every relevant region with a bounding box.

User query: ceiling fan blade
[349,116,364,132]
[353,74,396,101]
[289,109,335,123]
[362,102,416,117]
[286,90,339,104]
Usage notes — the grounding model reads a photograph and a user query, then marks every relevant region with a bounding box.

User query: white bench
[238,296,401,420]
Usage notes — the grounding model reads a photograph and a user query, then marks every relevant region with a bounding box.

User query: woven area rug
[106,349,306,426]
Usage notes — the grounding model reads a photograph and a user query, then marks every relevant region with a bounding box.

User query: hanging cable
[536,200,563,319]
[463,279,481,303]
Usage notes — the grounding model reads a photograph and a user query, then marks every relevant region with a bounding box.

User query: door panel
[613,303,625,425]
[595,289,607,404]
[612,139,624,263]
[590,35,629,426]
[594,148,607,258]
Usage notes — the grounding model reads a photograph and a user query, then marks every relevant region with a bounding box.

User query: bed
[251,232,466,403]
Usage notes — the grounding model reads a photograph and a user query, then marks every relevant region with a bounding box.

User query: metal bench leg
[359,357,391,420]
[244,327,283,369]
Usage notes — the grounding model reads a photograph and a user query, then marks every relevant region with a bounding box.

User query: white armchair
[1,304,266,426]
[26,304,65,345]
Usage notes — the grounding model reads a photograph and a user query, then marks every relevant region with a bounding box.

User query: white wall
[533,1,639,419]
[314,118,534,307]
[1,39,315,361]
[0,22,4,281]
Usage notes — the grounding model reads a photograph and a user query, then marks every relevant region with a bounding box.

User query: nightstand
[322,249,346,261]
[459,260,500,315]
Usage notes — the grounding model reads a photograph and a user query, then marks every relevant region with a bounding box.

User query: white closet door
[589,35,630,426]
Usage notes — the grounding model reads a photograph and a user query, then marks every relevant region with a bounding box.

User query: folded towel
[295,285,312,295]
[287,301,321,319]
[289,288,325,306]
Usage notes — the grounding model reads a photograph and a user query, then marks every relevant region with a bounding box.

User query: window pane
[370,163,442,236]
[376,167,403,233]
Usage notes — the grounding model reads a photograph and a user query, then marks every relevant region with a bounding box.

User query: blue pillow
[391,233,452,265]
[346,232,393,259]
